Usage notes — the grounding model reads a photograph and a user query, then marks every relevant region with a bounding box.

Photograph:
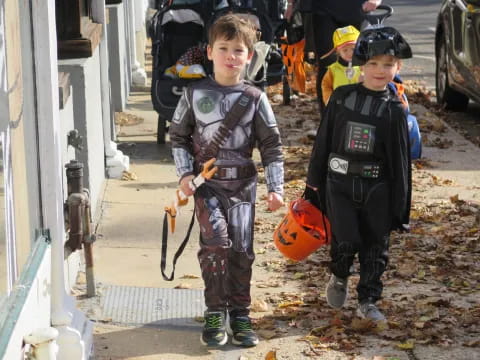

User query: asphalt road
[383,0,479,135]
[383,0,439,90]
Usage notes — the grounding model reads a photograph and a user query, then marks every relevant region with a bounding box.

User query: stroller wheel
[157,115,167,145]
[282,75,291,106]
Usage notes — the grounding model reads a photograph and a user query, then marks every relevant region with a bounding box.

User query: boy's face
[207,36,253,86]
[361,55,401,91]
[337,44,355,62]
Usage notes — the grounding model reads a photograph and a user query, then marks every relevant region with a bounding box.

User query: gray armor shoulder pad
[257,92,277,128]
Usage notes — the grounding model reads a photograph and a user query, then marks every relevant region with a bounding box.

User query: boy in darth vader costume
[305,26,412,322]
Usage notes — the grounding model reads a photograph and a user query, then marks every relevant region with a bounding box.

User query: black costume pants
[194,177,257,317]
[326,174,391,303]
[309,13,362,111]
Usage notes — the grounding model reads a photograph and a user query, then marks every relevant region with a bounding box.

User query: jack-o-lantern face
[273,198,331,261]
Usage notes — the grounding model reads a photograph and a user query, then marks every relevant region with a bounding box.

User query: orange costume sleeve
[321,68,334,105]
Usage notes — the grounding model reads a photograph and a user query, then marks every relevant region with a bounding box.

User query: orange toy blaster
[164,158,217,233]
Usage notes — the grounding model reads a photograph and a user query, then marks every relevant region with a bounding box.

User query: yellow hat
[321,25,360,59]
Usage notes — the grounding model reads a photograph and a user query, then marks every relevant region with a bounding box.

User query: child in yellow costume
[320,26,362,105]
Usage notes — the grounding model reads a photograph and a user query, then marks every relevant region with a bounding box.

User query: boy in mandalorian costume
[169,14,284,347]
[305,26,413,322]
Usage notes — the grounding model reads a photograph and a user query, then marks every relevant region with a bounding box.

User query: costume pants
[326,174,391,303]
[194,177,257,316]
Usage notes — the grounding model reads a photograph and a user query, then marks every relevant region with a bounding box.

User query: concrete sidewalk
[75,82,480,360]
[79,86,304,359]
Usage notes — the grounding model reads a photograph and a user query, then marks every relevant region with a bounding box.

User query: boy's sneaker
[228,315,259,347]
[201,311,228,347]
[356,300,386,322]
[326,274,349,309]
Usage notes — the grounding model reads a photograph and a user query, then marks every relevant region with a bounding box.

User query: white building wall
[2,245,52,359]
[59,48,106,216]
[0,0,137,356]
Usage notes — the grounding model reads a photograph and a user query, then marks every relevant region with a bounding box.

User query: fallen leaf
[265,350,277,360]
[330,316,343,327]
[251,298,269,312]
[180,274,199,279]
[414,321,425,329]
[293,272,306,279]
[257,329,277,340]
[277,300,304,308]
[396,340,415,350]
[121,171,138,181]
[450,194,460,203]
[174,283,191,289]
[464,339,480,347]
[351,318,376,332]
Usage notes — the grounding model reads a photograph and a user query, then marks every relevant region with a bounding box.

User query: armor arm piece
[265,161,284,195]
[389,103,412,230]
[170,88,195,150]
[257,92,277,128]
[254,93,283,166]
[169,88,195,178]
[172,147,194,179]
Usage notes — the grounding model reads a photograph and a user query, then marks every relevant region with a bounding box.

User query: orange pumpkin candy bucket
[273,198,331,261]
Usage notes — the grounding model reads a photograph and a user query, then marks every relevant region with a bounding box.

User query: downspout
[65,160,96,297]
[31,1,84,359]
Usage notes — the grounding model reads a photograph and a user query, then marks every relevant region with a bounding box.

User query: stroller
[149,0,287,144]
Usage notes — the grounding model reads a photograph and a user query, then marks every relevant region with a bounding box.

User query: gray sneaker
[201,311,228,346]
[356,301,386,322]
[325,274,349,309]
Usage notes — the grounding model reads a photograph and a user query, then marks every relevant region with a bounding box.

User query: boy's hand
[362,0,381,12]
[179,175,195,197]
[267,192,284,211]
[284,1,294,21]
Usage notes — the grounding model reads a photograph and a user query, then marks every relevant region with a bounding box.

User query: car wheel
[157,115,167,144]
[436,33,469,111]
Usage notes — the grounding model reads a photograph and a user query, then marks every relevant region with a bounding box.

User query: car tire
[436,33,469,111]
[157,115,167,144]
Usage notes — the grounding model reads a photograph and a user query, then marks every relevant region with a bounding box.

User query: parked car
[435,0,480,110]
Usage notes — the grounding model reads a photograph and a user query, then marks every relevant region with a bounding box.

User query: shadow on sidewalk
[118,142,172,161]
[93,325,211,359]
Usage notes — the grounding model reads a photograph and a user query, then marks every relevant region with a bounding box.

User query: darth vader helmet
[352,26,412,66]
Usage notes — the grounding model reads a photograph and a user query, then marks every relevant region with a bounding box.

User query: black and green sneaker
[201,311,228,347]
[229,315,259,347]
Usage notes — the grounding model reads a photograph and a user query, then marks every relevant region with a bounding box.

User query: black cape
[306,83,412,231]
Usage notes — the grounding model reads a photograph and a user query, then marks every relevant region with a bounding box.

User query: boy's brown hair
[208,14,257,53]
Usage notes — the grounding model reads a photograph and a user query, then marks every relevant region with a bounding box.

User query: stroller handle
[364,4,393,27]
